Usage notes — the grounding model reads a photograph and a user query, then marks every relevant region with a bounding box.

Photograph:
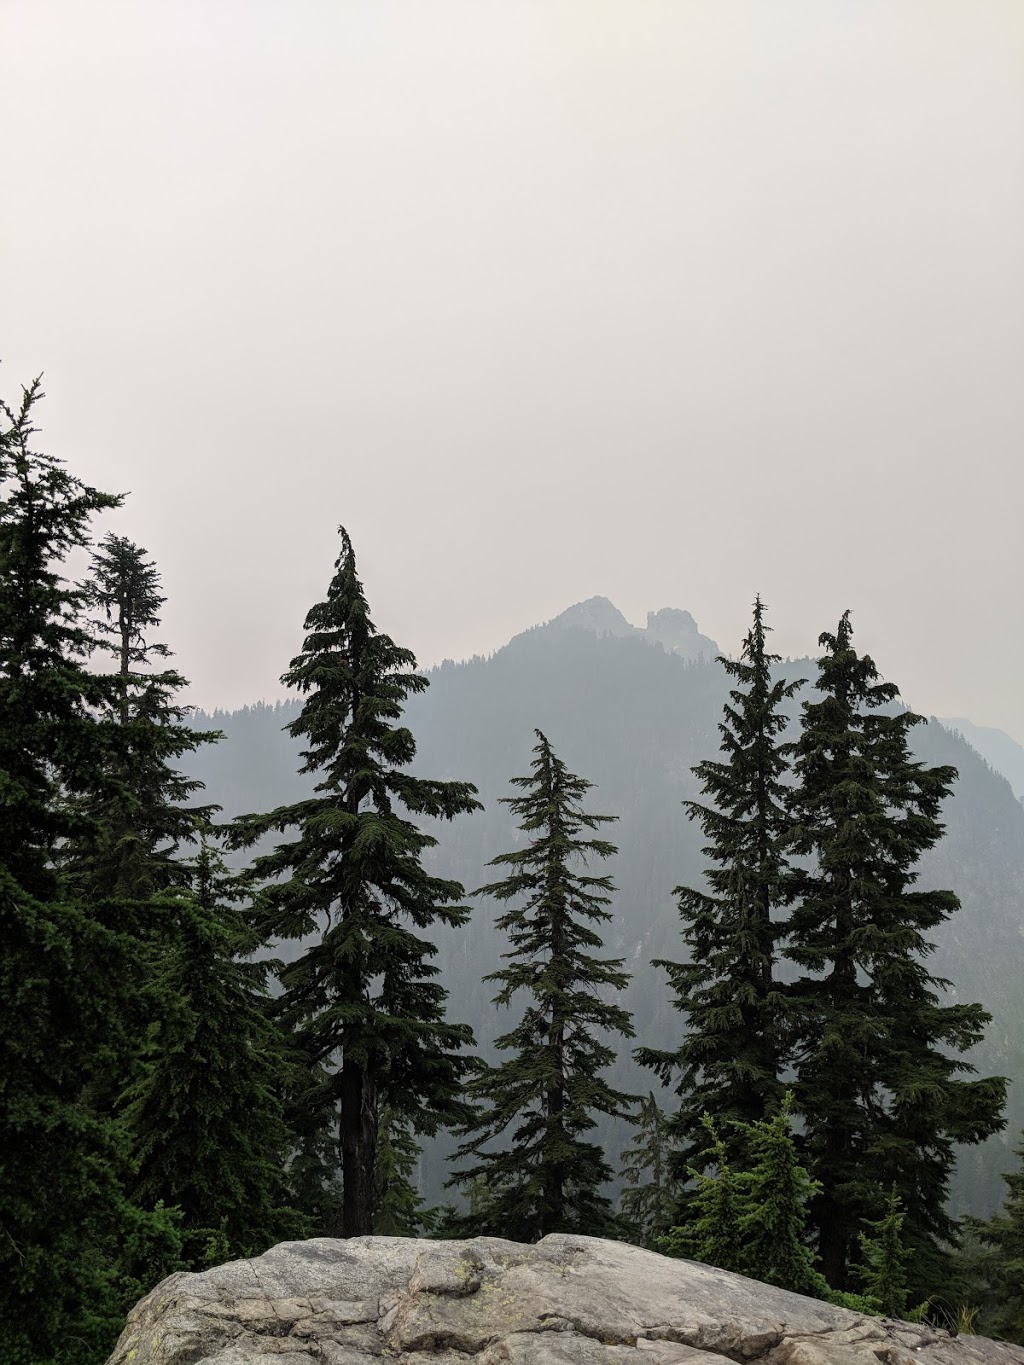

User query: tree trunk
[340,1058,378,1237]
[817,1194,850,1288]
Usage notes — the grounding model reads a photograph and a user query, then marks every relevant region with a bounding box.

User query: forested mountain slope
[186,619,1024,1216]
[939,718,1024,803]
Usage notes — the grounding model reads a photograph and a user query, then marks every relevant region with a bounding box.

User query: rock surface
[106,1235,1024,1365]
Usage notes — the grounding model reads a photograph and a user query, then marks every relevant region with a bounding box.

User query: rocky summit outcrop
[106,1234,1024,1365]
[540,597,720,662]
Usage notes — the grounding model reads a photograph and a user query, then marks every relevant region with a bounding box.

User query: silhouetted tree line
[2,376,1022,1363]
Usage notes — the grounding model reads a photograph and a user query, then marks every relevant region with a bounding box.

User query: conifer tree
[657,1114,745,1274]
[231,526,480,1237]
[60,535,219,1122]
[372,1105,436,1236]
[619,1092,680,1247]
[970,1133,1024,1343]
[68,532,217,904]
[855,1185,912,1319]
[785,612,1006,1289]
[638,598,800,1174]
[0,376,145,1359]
[740,1096,824,1297]
[659,1099,825,1299]
[449,731,635,1241]
[121,843,303,1261]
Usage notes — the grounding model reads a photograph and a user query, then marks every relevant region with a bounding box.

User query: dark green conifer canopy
[231,525,481,1236]
[639,596,799,1174]
[122,842,302,1261]
[450,730,635,1241]
[0,376,157,1361]
[785,610,1006,1290]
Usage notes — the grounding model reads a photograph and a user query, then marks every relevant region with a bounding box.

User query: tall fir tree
[0,376,156,1361]
[638,597,800,1174]
[230,526,480,1237]
[59,535,219,1121]
[785,611,1006,1290]
[449,731,635,1241]
[68,532,217,904]
[121,842,304,1261]
[618,1093,681,1248]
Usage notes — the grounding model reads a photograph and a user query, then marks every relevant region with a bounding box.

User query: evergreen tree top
[270,525,479,825]
[88,533,171,666]
[480,729,618,899]
[0,376,125,898]
[0,376,122,674]
[689,594,803,844]
[789,609,959,913]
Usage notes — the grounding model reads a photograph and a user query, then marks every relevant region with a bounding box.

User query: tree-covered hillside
[186,617,1024,1217]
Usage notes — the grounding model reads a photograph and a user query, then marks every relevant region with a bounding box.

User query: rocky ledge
[106,1234,1024,1365]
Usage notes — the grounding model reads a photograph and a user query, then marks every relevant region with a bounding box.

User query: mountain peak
[546,596,635,638]
[644,608,718,660]
[540,597,719,662]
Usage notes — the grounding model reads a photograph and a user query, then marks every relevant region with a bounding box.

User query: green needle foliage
[449,731,635,1241]
[658,1113,745,1274]
[619,1092,681,1247]
[0,376,166,1361]
[372,1105,437,1236]
[784,612,1007,1290]
[68,533,218,904]
[59,535,220,1120]
[638,598,800,1175]
[231,526,481,1237]
[0,377,122,901]
[740,1096,825,1297]
[659,1098,825,1299]
[121,842,304,1262]
[855,1184,912,1319]
[969,1132,1024,1343]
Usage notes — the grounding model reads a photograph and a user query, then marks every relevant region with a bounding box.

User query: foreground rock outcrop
[106,1234,1024,1365]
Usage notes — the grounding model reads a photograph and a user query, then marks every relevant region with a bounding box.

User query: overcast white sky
[3,1,1023,739]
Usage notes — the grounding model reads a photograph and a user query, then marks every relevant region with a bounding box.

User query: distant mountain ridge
[939,718,1024,803]
[525,595,720,663]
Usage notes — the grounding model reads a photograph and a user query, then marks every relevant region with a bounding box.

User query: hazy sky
[4,1,1023,739]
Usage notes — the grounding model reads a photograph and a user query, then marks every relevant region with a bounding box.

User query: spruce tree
[231,526,480,1237]
[657,1114,745,1274]
[740,1096,824,1298]
[0,376,146,1359]
[619,1093,680,1247]
[785,612,1006,1290]
[449,731,635,1241]
[60,535,219,1123]
[638,597,800,1174]
[121,843,303,1261]
[659,1099,824,1299]
[855,1185,912,1319]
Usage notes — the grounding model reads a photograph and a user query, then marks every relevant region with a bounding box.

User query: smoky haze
[2,1,1022,736]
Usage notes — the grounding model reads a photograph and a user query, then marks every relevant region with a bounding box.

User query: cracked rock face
[105,1234,1024,1365]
